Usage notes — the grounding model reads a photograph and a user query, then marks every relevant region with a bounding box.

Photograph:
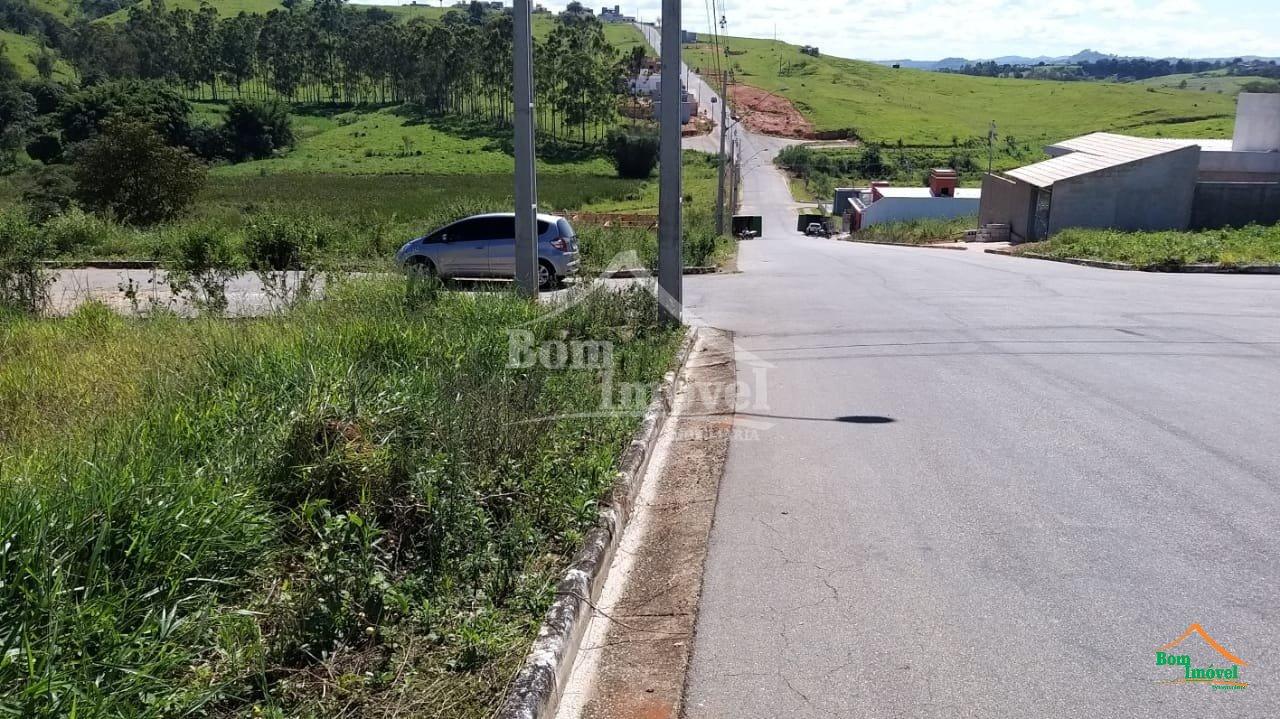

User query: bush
[244,214,316,271]
[0,212,51,314]
[244,214,322,307]
[163,224,244,315]
[606,130,660,179]
[20,79,66,116]
[24,132,62,163]
[71,121,207,226]
[20,165,76,223]
[222,99,295,162]
[59,80,193,145]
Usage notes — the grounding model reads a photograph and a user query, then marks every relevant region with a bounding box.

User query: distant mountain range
[874,49,1279,71]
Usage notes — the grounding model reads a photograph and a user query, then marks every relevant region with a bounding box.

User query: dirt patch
[682,114,715,137]
[556,329,736,719]
[728,83,816,139]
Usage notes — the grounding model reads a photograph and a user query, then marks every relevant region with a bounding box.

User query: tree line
[943,56,1280,83]
[4,0,633,145]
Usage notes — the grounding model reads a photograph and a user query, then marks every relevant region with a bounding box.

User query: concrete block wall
[1191,182,1280,229]
[1049,147,1201,234]
[1198,147,1280,182]
[978,173,1035,242]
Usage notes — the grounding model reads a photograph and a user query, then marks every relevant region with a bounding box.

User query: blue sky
[365,0,1280,61]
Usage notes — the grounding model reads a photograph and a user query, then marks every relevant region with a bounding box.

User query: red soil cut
[727,83,816,139]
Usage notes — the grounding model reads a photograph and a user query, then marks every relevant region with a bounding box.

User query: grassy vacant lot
[0,278,679,718]
[13,151,722,269]
[1021,224,1280,268]
[682,35,1236,145]
[192,100,710,214]
[848,216,975,245]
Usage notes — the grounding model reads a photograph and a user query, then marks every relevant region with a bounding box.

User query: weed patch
[0,279,679,718]
[1023,224,1280,268]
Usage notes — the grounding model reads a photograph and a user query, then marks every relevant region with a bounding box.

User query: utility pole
[714,11,730,237]
[513,0,538,297]
[715,69,729,236]
[987,120,997,174]
[658,0,682,324]
[729,134,739,219]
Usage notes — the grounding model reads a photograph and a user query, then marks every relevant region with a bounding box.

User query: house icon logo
[1155,624,1248,690]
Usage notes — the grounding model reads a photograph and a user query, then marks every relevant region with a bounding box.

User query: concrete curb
[495,326,700,719]
[843,239,969,251]
[41,260,161,270]
[983,248,1280,274]
[599,267,719,279]
[45,263,722,278]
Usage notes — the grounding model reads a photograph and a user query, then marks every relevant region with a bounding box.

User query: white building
[600,5,635,22]
[629,72,663,98]
[849,169,980,229]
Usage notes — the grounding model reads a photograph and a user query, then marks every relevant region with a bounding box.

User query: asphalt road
[659,49,1280,719]
[684,236,1280,717]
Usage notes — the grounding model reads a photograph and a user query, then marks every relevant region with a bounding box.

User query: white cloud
[409,1,1280,59]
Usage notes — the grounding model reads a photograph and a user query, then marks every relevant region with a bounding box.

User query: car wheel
[538,261,559,291]
[406,257,438,279]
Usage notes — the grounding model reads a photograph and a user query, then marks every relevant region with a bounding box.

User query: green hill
[1136,71,1272,96]
[683,34,1238,145]
[99,0,287,22]
[1,28,74,80]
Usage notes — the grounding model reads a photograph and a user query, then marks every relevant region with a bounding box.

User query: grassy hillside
[26,0,78,18]
[1136,71,1272,95]
[683,34,1238,145]
[0,29,74,80]
[94,0,648,49]
[209,106,616,176]
[99,0,286,21]
[603,22,645,53]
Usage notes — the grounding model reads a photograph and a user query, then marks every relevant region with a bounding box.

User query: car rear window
[556,219,576,238]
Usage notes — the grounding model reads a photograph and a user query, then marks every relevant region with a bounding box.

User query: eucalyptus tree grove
[63,0,628,144]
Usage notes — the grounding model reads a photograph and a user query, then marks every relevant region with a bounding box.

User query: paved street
[654,43,1280,719]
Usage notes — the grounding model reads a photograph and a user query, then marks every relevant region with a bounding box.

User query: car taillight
[551,238,569,251]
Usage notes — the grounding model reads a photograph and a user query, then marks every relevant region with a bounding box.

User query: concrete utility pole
[987,120,997,174]
[658,0,682,324]
[513,0,538,298]
[729,134,739,219]
[715,70,729,236]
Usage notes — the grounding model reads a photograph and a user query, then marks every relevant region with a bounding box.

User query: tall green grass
[0,279,679,717]
[1025,224,1280,268]
[576,205,733,272]
[849,215,976,245]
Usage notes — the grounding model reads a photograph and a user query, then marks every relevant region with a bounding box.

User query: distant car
[805,222,830,237]
[396,213,580,291]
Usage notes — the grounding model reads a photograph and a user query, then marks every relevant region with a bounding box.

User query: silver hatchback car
[395,213,581,290]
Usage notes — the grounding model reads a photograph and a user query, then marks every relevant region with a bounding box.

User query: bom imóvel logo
[1155,623,1248,690]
